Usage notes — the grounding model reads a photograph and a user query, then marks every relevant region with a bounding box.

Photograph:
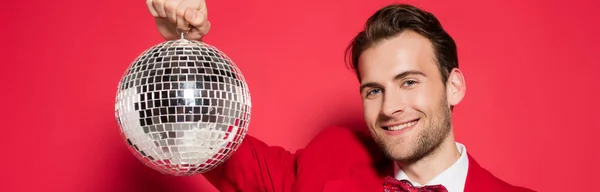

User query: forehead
[357,31,438,82]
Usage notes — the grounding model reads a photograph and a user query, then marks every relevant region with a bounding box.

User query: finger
[196,20,210,36]
[164,0,182,23]
[184,29,204,41]
[183,21,209,40]
[176,15,191,32]
[155,17,179,40]
[146,0,159,17]
[198,0,207,16]
[152,0,167,18]
[177,8,192,31]
[185,9,209,31]
[178,0,207,25]
[176,0,189,20]
[175,3,190,31]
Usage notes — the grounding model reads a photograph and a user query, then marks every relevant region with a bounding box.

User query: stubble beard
[372,95,453,165]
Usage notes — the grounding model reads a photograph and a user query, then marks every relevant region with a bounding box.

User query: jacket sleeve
[202,134,300,192]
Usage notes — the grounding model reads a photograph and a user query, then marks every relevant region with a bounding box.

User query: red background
[2,0,599,191]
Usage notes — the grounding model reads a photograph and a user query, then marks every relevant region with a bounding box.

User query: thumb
[185,9,207,28]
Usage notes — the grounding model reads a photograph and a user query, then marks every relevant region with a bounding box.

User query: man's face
[358,31,462,163]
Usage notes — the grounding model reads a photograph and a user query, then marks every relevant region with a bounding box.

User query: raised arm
[203,135,299,192]
[146,2,299,191]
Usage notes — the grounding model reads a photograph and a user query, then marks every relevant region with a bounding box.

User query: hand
[146,0,210,40]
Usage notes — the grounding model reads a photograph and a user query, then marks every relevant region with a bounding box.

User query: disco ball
[114,35,251,176]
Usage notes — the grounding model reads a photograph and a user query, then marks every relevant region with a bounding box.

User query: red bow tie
[383,176,448,192]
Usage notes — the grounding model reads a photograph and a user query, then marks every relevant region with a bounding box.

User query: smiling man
[356,30,464,190]
[147,0,535,191]
[341,5,535,192]
[348,5,481,191]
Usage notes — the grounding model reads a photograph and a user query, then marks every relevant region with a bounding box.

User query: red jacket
[204,126,536,192]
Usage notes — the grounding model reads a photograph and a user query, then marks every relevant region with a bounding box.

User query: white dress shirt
[393,143,470,192]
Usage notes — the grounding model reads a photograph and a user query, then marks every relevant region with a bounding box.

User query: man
[146,0,536,191]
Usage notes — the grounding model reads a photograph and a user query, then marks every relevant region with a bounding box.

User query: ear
[445,68,466,107]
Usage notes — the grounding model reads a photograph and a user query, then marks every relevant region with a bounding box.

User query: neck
[396,133,461,185]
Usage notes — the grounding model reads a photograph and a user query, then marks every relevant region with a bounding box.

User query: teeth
[388,120,417,131]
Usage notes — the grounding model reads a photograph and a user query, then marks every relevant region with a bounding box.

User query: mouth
[381,119,419,135]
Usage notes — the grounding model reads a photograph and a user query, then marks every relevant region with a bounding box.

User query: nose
[381,88,405,117]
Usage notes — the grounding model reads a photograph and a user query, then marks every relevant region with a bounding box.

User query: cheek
[406,87,439,110]
[362,99,380,123]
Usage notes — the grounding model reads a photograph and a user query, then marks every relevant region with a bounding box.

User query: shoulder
[465,154,537,192]
[292,126,389,190]
[301,126,385,164]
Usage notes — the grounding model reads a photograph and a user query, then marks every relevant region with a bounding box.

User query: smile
[382,119,419,132]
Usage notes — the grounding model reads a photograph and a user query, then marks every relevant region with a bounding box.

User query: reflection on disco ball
[114,37,251,176]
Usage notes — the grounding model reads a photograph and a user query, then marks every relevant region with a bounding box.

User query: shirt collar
[393,142,470,192]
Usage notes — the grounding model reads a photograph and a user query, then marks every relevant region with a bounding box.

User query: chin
[384,140,413,160]
[372,134,407,159]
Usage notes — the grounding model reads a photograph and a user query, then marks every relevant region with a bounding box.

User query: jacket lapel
[464,153,510,192]
[323,153,526,192]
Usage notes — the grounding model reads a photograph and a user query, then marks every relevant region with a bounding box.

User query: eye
[366,88,382,96]
[402,80,418,88]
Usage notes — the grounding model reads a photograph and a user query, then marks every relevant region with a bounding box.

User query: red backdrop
[2,0,599,191]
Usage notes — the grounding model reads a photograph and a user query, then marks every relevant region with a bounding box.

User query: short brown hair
[345,4,458,83]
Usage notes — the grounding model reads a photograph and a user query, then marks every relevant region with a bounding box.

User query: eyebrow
[359,70,426,93]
